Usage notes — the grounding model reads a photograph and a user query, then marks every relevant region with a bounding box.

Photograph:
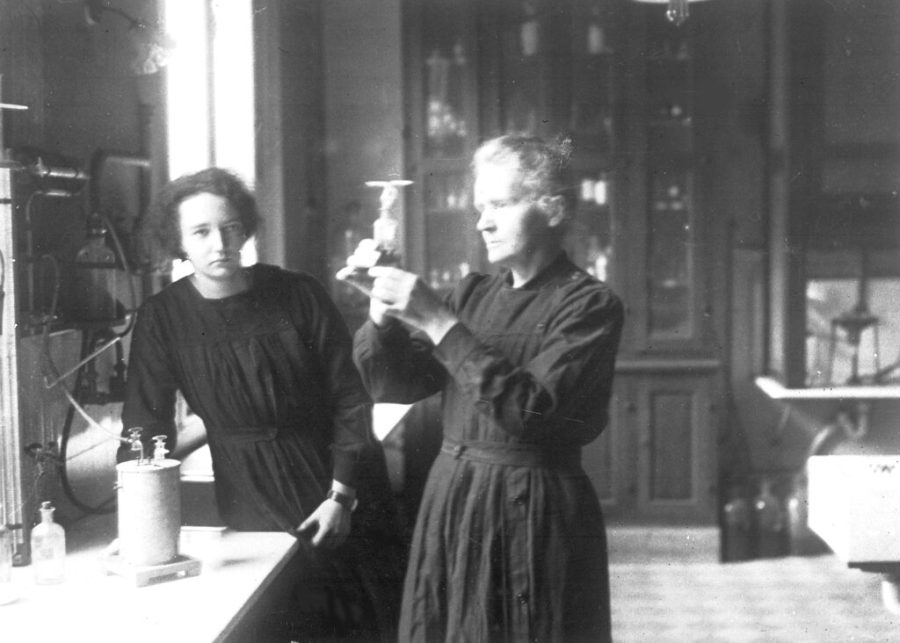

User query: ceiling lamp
[632,0,712,27]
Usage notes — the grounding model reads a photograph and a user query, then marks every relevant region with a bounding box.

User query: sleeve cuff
[432,322,482,376]
[332,449,359,488]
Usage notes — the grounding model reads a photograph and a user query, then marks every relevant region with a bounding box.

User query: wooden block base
[103,552,202,587]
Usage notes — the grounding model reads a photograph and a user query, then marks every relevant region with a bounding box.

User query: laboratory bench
[2,512,299,642]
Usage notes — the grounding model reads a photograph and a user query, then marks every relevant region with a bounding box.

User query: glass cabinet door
[637,11,705,350]
[490,0,620,285]
[647,169,695,341]
[406,0,619,292]
[407,0,482,292]
[566,0,618,286]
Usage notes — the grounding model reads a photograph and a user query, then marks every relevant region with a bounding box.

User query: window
[162,0,256,273]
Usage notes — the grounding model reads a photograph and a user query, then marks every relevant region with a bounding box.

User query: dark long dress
[121,263,404,641]
[354,253,624,642]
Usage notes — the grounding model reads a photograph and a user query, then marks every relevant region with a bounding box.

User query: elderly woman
[120,167,403,641]
[347,135,624,641]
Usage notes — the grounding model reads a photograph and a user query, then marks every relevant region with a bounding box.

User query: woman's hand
[368,266,458,344]
[297,498,352,549]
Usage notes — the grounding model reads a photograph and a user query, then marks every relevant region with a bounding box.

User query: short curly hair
[141,167,259,270]
[471,134,577,218]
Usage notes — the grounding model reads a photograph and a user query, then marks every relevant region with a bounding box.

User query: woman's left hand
[297,499,352,549]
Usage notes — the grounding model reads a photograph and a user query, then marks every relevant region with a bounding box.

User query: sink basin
[808,455,900,563]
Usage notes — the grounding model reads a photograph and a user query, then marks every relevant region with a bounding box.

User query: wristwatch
[326,489,358,512]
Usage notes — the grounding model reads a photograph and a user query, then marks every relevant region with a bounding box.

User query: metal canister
[115,459,182,566]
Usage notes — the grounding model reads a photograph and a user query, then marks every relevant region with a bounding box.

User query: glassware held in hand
[337,179,412,296]
[367,179,411,261]
[336,239,399,296]
[373,205,400,257]
[31,501,65,585]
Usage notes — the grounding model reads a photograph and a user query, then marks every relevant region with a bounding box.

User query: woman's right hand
[297,499,352,549]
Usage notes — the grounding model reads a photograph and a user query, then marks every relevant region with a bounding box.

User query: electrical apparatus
[102,432,201,587]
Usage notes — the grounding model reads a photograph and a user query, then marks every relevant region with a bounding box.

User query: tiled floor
[608,526,900,642]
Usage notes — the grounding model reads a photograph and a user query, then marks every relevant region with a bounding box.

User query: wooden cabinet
[402,0,721,524]
[585,369,718,523]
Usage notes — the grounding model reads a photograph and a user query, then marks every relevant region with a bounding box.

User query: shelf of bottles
[492,0,618,283]
[418,0,481,293]
[412,0,618,290]
[568,0,617,285]
[644,12,697,343]
[569,0,615,153]
[494,0,553,138]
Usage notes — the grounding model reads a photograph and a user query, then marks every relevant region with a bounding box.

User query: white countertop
[755,375,900,400]
[0,401,409,642]
[1,515,298,643]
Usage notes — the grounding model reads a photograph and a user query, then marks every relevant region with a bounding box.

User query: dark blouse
[121,263,374,531]
[354,252,624,641]
[354,252,623,448]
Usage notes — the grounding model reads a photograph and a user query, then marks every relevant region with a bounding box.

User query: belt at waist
[440,439,581,470]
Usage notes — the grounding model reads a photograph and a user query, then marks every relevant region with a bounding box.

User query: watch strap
[326,489,358,512]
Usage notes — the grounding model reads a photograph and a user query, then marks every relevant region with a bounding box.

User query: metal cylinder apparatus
[115,458,182,566]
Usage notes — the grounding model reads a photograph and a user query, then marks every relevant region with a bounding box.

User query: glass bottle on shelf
[586,3,609,56]
[31,501,65,585]
[520,0,540,56]
[585,236,610,281]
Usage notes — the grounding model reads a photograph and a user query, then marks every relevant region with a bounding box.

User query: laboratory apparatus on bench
[103,431,201,586]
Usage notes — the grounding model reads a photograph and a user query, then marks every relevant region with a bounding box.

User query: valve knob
[151,435,169,462]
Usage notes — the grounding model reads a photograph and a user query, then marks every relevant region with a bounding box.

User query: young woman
[120,167,403,641]
[348,135,624,642]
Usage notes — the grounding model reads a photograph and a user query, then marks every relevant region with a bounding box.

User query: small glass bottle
[31,501,65,585]
[721,485,753,562]
[0,503,15,604]
[753,478,787,558]
[373,210,399,257]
